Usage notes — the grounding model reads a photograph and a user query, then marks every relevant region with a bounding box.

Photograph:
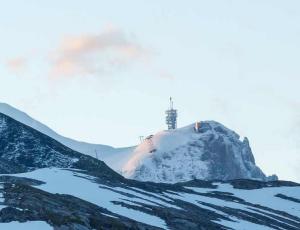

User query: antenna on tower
[165,97,177,130]
[169,97,173,110]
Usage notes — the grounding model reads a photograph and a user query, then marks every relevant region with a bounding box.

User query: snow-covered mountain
[0,111,299,229]
[0,103,135,172]
[122,121,277,183]
[0,103,277,184]
[3,168,300,230]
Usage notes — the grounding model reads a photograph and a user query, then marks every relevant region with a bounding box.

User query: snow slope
[168,183,300,229]
[0,103,135,172]
[188,183,300,217]
[6,168,300,230]
[123,124,209,181]
[11,168,167,229]
[0,221,52,230]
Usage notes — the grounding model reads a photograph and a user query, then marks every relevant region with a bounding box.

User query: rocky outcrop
[123,121,275,183]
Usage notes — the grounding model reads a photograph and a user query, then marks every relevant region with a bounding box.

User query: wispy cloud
[6,57,27,73]
[158,70,175,80]
[50,26,150,78]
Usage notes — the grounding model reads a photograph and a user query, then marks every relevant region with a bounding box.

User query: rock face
[122,121,272,183]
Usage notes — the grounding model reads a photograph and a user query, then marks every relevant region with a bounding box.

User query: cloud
[158,70,175,80]
[50,27,150,78]
[6,57,27,73]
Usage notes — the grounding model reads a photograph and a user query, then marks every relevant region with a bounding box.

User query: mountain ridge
[0,102,135,173]
[0,112,123,181]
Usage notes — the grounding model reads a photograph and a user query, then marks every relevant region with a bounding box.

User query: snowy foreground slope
[0,112,299,229]
[1,168,300,230]
[123,121,276,183]
[0,102,135,171]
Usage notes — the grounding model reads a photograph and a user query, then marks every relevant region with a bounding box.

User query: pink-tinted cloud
[50,27,150,78]
[6,57,27,73]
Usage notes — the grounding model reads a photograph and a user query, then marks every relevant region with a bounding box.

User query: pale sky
[0,0,299,182]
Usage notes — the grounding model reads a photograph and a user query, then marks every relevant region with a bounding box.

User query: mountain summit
[122,121,276,183]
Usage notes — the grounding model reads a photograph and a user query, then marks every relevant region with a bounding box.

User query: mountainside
[0,112,122,181]
[0,112,299,229]
[122,121,276,183]
[0,103,135,171]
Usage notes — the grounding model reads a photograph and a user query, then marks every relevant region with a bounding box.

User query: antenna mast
[170,97,173,109]
[165,97,177,130]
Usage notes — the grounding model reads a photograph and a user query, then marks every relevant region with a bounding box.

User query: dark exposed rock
[229,179,300,190]
[275,194,300,204]
[1,180,160,230]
